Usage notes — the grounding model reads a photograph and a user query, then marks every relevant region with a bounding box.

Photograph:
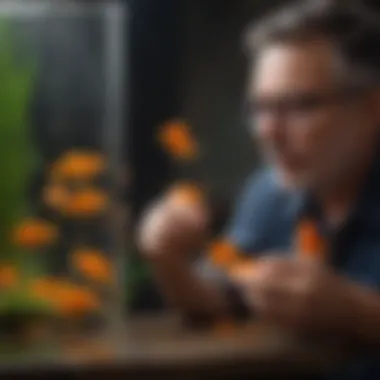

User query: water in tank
[0,0,127,348]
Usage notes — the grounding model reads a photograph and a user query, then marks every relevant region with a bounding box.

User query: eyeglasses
[243,87,367,122]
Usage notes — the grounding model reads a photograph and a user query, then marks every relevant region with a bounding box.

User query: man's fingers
[232,256,297,285]
[231,257,314,314]
[229,261,258,285]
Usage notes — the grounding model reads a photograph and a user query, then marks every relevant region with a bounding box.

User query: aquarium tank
[0,0,127,344]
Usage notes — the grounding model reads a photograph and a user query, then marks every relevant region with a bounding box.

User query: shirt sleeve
[225,169,278,252]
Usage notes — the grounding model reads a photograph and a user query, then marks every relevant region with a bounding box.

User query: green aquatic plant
[0,20,37,259]
[0,19,55,317]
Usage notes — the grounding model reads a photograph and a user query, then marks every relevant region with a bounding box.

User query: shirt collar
[297,145,380,234]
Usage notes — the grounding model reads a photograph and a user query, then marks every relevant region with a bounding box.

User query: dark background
[128,0,287,311]
[129,0,286,219]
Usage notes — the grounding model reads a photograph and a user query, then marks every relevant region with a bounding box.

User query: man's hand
[137,190,209,263]
[136,189,230,319]
[232,257,360,333]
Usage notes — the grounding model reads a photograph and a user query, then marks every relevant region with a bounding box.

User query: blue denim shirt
[218,161,380,380]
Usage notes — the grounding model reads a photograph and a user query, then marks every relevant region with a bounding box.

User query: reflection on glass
[0,1,126,352]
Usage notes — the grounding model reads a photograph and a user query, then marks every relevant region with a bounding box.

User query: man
[139,1,380,378]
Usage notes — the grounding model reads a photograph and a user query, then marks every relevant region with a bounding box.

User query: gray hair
[244,0,380,88]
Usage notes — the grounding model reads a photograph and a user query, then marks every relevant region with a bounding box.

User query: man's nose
[254,112,285,142]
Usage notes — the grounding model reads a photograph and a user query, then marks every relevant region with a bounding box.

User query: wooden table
[0,314,348,379]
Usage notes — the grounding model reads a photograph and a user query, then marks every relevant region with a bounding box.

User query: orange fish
[57,286,100,317]
[51,150,106,181]
[63,189,109,218]
[31,278,100,317]
[72,248,113,284]
[168,182,204,206]
[296,219,326,260]
[12,218,59,248]
[208,239,242,269]
[158,120,199,161]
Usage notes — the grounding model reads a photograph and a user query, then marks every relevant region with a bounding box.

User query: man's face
[249,40,378,191]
